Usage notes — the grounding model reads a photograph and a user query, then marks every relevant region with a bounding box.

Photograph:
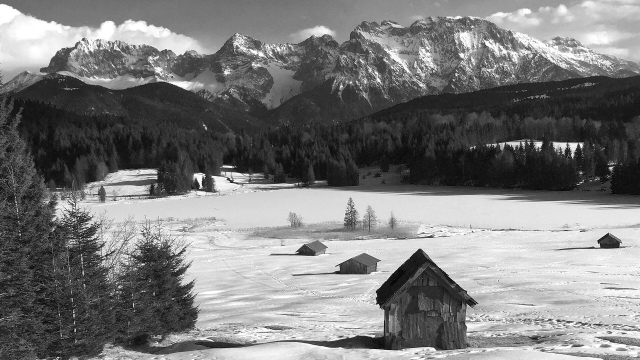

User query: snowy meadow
[81,170,640,360]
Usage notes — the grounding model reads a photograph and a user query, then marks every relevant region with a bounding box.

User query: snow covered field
[80,170,640,360]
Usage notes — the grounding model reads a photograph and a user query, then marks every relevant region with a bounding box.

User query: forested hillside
[14,100,228,188]
[8,75,640,194]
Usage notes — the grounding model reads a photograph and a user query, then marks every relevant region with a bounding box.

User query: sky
[1,0,639,80]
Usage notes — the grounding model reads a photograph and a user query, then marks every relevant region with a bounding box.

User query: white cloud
[289,25,336,43]
[0,4,210,80]
[486,0,640,62]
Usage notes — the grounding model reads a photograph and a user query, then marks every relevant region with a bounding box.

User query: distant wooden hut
[376,249,477,350]
[597,233,621,248]
[296,240,327,256]
[337,253,380,274]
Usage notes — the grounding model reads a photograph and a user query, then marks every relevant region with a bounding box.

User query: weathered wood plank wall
[384,271,467,350]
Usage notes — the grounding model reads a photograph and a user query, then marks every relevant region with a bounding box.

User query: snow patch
[170,69,224,93]
[58,71,155,90]
[262,63,302,108]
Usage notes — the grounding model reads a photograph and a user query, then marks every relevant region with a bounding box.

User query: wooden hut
[376,249,477,350]
[597,233,621,248]
[337,253,380,274]
[296,240,327,256]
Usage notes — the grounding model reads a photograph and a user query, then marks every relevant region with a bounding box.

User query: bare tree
[96,215,137,282]
[287,212,303,228]
[363,205,377,232]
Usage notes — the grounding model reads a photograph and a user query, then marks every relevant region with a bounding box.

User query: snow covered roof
[376,249,477,308]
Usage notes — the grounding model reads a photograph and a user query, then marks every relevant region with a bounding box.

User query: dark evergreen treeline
[410,140,579,190]
[0,100,198,359]
[14,99,227,189]
[227,110,639,191]
[9,75,640,194]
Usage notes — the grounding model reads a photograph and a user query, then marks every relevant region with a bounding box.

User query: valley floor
[78,169,640,360]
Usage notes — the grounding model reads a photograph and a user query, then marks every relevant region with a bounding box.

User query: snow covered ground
[491,140,584,155]
[78,169,640,360]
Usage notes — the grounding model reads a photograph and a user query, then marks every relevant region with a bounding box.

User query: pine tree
[202,172,215,192]
[53,195,114,358]
[117,221,198,345]
[343,197,359,230]
[388,212,398,230]
[273,163,286,183]
[98,186,106,202]
[0,99,57,359]
[301,162,315,187]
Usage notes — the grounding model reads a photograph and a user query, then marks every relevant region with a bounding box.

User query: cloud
[486,0,640,62]
[289,25,336,43]
[0,4,210,80]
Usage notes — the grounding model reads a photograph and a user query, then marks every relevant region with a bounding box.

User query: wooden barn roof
[597,233,622,244]
[337,253,380,267]
[376,249,477,309]
[297,240,328,253]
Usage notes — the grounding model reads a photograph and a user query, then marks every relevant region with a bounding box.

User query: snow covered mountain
[1,71,48,94]
[4,16,640,123]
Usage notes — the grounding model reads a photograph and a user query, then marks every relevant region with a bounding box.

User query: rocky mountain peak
[18,16,640,124]
[545,36,592,56]
[218,33,264,56]
[546,36,585,48]
[182,50,201,57]
[298,34,339,49]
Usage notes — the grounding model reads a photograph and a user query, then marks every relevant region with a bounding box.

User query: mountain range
[2,16,640,127]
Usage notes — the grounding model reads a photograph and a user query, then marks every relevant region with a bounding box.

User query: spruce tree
[388,212,398,230]
[273,163,286,183]
[98,186,106,202]
[117,221,198,344]
[202,172,215,192]
[301,162,315,187]
[343,197,359,230]
[0,99,57,359]
[53,195,114,357]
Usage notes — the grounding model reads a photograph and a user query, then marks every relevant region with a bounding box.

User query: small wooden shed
[376,249,477,350]
[337,253,380,274]
[597,233,621,248]
[296,240,328,256]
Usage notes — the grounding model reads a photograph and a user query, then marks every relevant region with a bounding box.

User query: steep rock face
[41,38,178,79]
[544,36,640,77]
[29,17,640,123]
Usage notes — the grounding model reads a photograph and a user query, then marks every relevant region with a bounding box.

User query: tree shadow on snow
[149,340,248,354]
[139,335,384,355]
[277,335,384,349]
[556,246,629,250]
[327,184,640,209]
[555,246,598,251]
